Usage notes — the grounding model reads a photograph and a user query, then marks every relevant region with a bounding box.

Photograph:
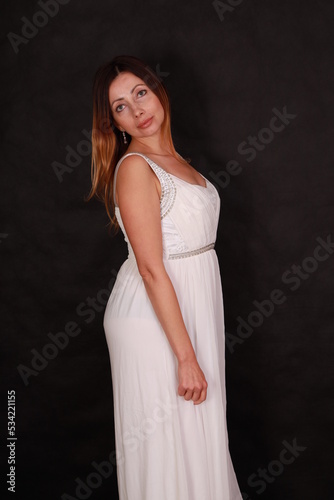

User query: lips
[138,117,153,128]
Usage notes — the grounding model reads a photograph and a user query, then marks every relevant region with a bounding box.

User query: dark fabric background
[1,1,333,499]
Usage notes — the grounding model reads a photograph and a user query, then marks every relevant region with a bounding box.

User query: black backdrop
[1,1,333,499]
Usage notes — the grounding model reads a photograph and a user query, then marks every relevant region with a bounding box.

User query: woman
[87,55,242,500]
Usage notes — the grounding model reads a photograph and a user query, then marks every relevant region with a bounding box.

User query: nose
[133,104,144,117]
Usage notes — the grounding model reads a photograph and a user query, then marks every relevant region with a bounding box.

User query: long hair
[85,54,189,234]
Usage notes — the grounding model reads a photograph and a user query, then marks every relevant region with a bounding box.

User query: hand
[177,357,208,405]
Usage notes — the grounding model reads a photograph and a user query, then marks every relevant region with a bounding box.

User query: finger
[178,386,186,397]
[191,388,202,402]
[193,387,207,405]
[184,389,193,401]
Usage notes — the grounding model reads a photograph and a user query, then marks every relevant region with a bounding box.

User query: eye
[115,103,125,113]
[137,89,147,97]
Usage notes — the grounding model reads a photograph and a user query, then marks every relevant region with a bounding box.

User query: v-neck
[140,154,208,189]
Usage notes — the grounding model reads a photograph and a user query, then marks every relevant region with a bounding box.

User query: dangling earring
[122,131,128,144]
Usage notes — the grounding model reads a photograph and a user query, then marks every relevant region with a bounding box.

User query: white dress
[103,152,243,500]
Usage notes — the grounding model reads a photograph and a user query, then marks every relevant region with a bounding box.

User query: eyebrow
[111,83,146,108]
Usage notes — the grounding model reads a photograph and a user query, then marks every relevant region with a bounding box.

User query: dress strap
[113,152,176,219]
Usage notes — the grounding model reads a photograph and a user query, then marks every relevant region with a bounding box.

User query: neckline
[168,171,208,189]
[126,152,209,189]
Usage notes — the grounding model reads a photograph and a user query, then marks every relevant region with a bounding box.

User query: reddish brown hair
[85,55,187,233]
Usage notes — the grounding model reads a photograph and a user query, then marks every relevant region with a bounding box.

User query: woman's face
[108,72,165,140]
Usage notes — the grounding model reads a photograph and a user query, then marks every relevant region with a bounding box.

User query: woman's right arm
[116,155,208,405]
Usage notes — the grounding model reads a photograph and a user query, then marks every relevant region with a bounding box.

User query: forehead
[108,72,146,100]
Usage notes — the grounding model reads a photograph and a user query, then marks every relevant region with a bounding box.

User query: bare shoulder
[116,154,161,202]
[117,154,152,183]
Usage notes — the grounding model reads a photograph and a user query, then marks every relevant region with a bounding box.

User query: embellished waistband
[168,242,215,260]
